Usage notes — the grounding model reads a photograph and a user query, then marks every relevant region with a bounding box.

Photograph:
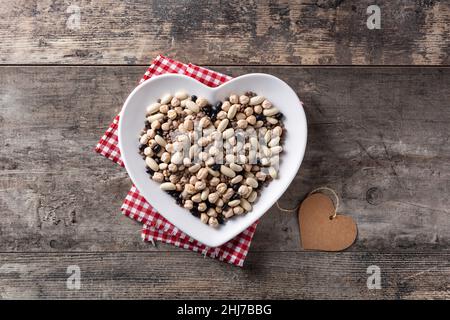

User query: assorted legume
[138,91,285,227]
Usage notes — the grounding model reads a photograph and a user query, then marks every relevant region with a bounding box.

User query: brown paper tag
[298,193,357,251]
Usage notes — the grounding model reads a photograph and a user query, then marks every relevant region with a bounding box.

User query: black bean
[211,164,221,171]
[190,206,200,217]
[230,193,241,201]
[232,184,240,191]
[191,95,197,102]
[214,101,222,109]
[217,215,224,225]
[152,144,161,153]
[210,107,220,119]
[274,112,284,120]
[256,114,266,122]
[167,190,181,200]
[139,144,147,151]
[146,167,154,175]
[144,120,151,129]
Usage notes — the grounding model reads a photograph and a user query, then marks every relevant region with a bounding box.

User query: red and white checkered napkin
[95,55,258,267]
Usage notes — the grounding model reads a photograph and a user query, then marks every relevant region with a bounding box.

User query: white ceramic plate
[118,73,307,247]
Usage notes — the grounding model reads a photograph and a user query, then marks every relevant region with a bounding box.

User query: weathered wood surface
[0,0,449,65]
[0,66,449,299]
[0,252,449,299]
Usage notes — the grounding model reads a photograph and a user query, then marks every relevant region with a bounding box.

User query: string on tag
[275,186,339,219]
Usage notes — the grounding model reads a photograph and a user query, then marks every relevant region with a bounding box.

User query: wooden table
[0,1,449,299]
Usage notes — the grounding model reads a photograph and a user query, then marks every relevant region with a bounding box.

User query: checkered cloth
[95,55,258,267]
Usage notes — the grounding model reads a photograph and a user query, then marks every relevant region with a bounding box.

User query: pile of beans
[138,91,284,227]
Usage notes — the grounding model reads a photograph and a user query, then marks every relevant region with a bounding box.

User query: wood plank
[0,1,449,65]
[1,66,449,253]
[0,252,448,299]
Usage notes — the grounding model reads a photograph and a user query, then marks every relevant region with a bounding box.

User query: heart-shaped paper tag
[298,193,357,251]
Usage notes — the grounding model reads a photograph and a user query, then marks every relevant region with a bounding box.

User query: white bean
[227,104,238,119]
[230,163,243,172]
[208,216,219,227]
[160,94,172,105]
[272,126,283,137]
[207,167,220,177]
[160,182,176,191]
[207,208,218,218]
[237,119,248,129]
[147,113,164,123]
[271,146,283,154]
[250,95,265,106]
[192,193,202,202]
[239,95,250,105]
[145,157,159,171]
[269,167,278,179]
[146,103,161,115]
[200,213,209,224]
[197,168,209,180]
[170,97,180,107]
[185,184,196,194]
[222,128,235,139]
[238,185,249,196]
[185,100,200,113]
[223,208,234,218]
[201,189,209,201]
[263,108,279,116]
[262,99,272,109]
[167,109,177,120]
[208,192,219,204]
[188,163,201,173]
[195,180,206,191]
[231,175,243,184]
[268,136,280,147]
[139,134,149,144]
[229,199,241,207]
[161,152,171,163]
[246,177,258,188]
[266,117,278,124]
[264,130,272,144]
[199,117,211,128]
[171,152,184,164]
[262,145,271,157]
[144,147,153,156]
[175,91,188,100]
[233,206,244,215]
[240,198,252,211]
[154,135,167,147]
[196,97,209,108]
[217,119,229,132]
[220,165,236,178]
[152,172,164,183]
[247,191,258,203]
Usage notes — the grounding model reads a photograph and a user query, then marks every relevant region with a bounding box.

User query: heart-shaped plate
[118,73,307,247]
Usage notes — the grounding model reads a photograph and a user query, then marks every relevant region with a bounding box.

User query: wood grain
[1,66,449,256]
[0,0,449,65]
[0,252,448,299]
